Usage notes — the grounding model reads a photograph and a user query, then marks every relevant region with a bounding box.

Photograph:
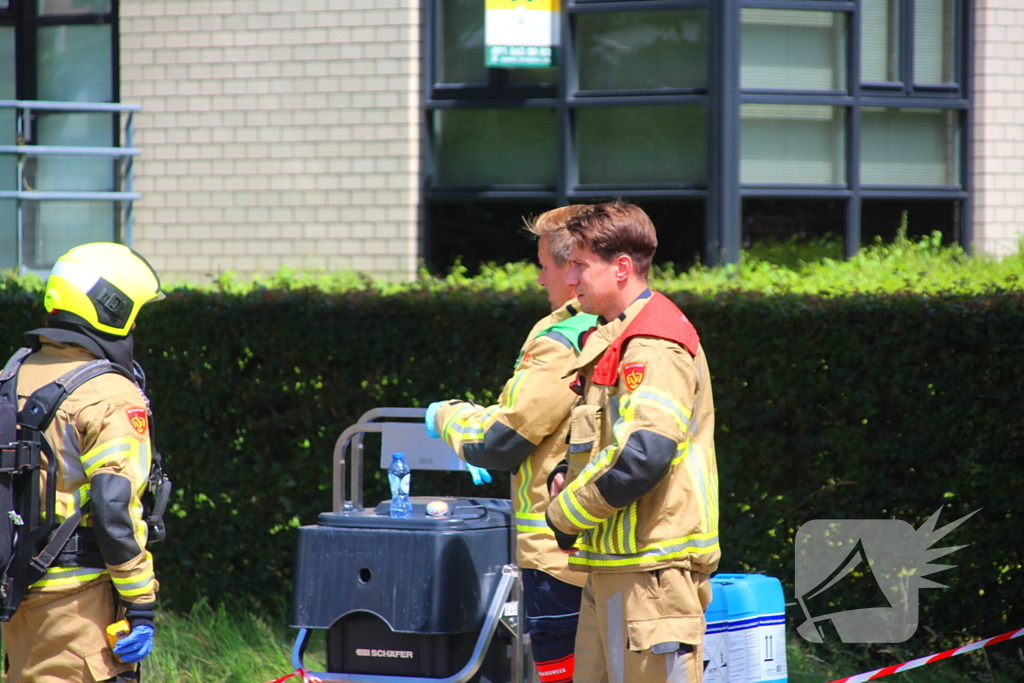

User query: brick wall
[973,1,1024,257]
[119,0,421,284]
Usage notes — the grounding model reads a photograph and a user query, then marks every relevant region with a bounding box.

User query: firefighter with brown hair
[425,206,598,683]
[1,243,164,682]
[546,201,720,683]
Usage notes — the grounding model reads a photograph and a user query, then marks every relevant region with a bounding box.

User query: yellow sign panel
[485,0,559,10]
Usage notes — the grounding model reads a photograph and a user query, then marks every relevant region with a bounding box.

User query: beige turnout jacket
[547,291,721,576]
[434,300,597,585]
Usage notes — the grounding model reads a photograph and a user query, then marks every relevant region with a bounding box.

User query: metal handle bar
[332,408,426,512]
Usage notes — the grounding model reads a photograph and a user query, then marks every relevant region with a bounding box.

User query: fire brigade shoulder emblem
[126,407,148,435]
[622,362,646,392]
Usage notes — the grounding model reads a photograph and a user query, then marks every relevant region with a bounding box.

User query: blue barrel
[703,580,731,683]
[703,574,788,683]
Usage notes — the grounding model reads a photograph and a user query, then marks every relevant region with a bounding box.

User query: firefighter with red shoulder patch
[425,207,598,683]
[546,201,720,683]
[0,243,164,683]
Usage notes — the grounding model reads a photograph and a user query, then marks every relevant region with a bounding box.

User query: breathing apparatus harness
[0,348,171,621]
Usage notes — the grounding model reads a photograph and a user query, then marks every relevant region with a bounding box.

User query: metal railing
[0,100,141,273]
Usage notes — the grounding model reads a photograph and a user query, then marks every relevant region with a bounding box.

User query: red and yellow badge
[621,362,647,392]
[126,407,148,435]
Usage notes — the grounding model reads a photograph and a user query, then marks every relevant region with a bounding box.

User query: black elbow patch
[463,422,537,470]
[595,431,676,509]
[91,473,144,565]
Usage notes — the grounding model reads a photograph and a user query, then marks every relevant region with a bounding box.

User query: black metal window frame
[5,0,120,107]
[1,0,124,270]
[423,0,712,205]
[421,0,973,265]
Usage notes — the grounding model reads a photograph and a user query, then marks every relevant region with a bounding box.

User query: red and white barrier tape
[263,629,1024,683]
[264,669,322,683]
[827,627,1024,683]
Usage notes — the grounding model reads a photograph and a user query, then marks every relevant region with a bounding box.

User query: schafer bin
[290,408,525,683]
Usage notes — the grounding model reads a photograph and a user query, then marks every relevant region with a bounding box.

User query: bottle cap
[392,452,405,460]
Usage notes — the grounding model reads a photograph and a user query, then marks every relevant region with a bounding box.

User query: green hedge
[2,279,1023,650]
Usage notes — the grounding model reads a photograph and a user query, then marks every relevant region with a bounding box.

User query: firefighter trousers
[522,568,584,683]
[574,568,712,683]
[1,578,135,683]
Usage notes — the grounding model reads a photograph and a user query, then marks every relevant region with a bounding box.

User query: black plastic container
[291,497,513,680]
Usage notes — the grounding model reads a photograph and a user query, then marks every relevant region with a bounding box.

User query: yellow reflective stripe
[671,440,688,466]
[625,503,638,553]
[516,511,552,534]
[557,490,601,531]
[55,484,92,522]
[572,531,720,567]
[32,566,106,588]
[81,438,136,476]
[504,368,531,412]
[586,502,638,555]
[682,442,711,533]
[516,457,533,516]
[441,405,484,443]
[113,571,156,597]
[629,388,692,434]
[138,441,151,491]
[558,445,615,530]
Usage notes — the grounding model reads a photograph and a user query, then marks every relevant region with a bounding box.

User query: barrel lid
[317,496,512,531]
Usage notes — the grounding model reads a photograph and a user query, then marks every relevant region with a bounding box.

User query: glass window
[861,0,900,83]
[507,67,558,86]
[0,26,14,269]
[36,25,116,196]
[627,199,706,269]
[861,199,959,244]
[27,202,114,269]
[861,108,960,186]
[914,0,955,84]
[426,199,555,274]
[576,105,706,185]
[38,25,112,101]
[741,104,845,184]
[742,198,845,246]
[31,24,116,270]
[741,10,846,91]
[35,113,114,191]
[433,108,558,186]
[438,0,487,85]
[38,0,110,15]
[575,10,708,92]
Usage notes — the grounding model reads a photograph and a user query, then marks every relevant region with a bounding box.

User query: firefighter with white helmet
[0,243,165,682]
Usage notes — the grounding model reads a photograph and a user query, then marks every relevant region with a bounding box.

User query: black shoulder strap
[0,348,33,405]
[19,359,136,432]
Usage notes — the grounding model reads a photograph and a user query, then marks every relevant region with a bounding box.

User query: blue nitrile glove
[425,401,443,439]
[113,624,155,663]
[467,464,492,485]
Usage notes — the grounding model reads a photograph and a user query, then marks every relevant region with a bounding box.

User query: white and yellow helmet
[44,243,164,337]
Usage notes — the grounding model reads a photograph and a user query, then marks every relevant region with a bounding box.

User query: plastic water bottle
[388,452,412,518]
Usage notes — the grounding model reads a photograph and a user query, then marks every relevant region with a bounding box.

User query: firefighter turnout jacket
[434,300,597,585]
[16,337,158,605]
[547,291,720,575]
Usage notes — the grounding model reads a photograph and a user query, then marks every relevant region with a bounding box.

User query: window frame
[0,0,124,274]
[421,0,973,265]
